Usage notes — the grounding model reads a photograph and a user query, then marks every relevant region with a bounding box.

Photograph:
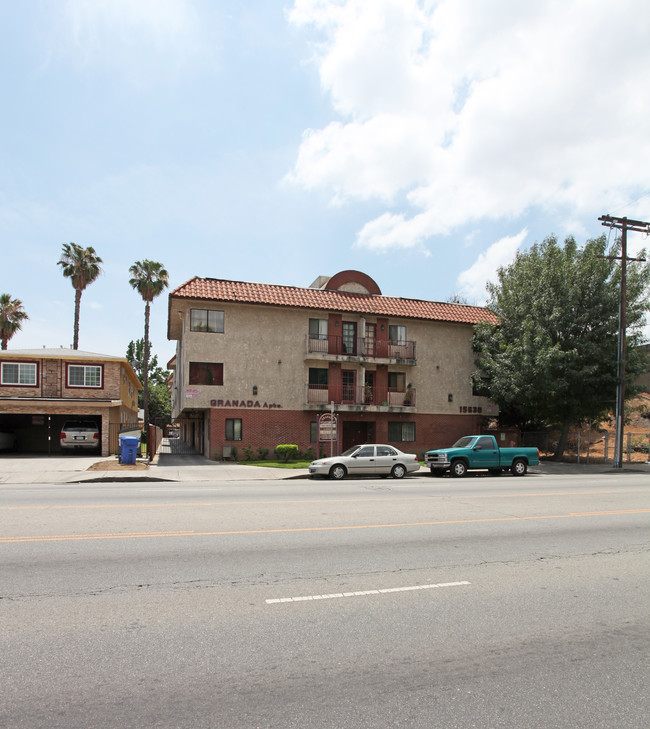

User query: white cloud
[456,228,528,303]
[288,0,650,251]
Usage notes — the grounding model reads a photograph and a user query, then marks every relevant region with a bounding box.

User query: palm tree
[0,294,29,350]
[57,243,103,350]
[129,260,169,442]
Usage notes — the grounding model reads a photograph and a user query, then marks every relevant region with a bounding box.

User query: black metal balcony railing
[306,384,416,407]
[307,335,416,361]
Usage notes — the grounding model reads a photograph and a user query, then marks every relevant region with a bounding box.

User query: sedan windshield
[341,446,362,457]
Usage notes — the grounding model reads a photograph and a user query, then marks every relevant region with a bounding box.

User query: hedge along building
[166,270,499,459]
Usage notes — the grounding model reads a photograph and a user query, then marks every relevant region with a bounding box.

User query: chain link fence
[521,430,650,463]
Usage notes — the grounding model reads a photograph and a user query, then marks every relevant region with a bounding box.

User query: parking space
[0,413,102,455]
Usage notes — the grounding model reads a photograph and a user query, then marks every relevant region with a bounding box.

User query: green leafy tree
[128,260,169,437]
[126,339,171,424]
[57,243,103,350]
[0,294,29,350]
[472,234,650,458]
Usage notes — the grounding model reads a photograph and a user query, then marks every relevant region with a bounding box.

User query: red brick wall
[0,358,123,400]
[208,407,483,459]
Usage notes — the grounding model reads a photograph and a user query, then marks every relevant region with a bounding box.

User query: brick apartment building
[167,270,499,459]
[0,349,141,455]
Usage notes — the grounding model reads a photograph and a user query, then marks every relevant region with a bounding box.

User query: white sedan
[309,444,421,480]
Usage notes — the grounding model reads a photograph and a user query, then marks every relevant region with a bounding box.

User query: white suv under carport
[60,420,100,452]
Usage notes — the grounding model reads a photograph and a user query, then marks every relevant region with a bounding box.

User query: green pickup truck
[424,435,540,477]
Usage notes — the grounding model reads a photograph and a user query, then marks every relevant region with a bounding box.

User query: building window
[67,364,102,388]
[190,309,224,333]
[310,421,318,442]
[309,318,328,340]
[308,367,328,385]
[189,362,223,386]
[388,371,406,391]
[1,361,37,386]
[389,324,406,343]
[388,422,415,442]
[225,418,242,441]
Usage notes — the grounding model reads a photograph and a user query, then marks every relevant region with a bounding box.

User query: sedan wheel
[391,464,407,479]
[329,464,347,480]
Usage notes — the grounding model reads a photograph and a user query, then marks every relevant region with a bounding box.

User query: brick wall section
[0,359,125,400]
[208,408,483,460]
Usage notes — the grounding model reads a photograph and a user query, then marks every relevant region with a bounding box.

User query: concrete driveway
[0,451,310,484]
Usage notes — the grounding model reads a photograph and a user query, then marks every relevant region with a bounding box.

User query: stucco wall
[173,301,493,417]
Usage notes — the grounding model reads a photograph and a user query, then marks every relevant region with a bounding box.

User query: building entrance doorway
[342,421,375,452]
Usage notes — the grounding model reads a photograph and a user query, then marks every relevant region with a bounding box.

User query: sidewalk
[0,452,648,485]
[0,452,310,485]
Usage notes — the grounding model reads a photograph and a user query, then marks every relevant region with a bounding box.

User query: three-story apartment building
[167,270,499,458]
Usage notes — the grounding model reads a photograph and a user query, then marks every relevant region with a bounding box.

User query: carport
[0,400,119,456]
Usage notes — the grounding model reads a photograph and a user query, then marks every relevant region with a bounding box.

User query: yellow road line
[2,508,649,544]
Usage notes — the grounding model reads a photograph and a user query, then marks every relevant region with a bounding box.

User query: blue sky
[3,0,650,368]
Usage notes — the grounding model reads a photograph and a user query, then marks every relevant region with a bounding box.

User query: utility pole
[598,215,649,469]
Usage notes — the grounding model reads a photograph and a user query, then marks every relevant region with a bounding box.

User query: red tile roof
[169,276,498,327]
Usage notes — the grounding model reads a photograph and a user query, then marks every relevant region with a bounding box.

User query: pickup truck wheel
[329,464,347,480]
[391,463,407,479]
[451,460,467,478]
[511,458,527,476]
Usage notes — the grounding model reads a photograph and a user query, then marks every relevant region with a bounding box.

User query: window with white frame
[1,361,37,386]
[67,364,102,388]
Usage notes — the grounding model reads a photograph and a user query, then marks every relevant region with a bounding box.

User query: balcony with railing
[306,384,416,409]
[306,335,416,363]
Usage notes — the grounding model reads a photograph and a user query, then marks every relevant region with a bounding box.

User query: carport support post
[101,412,110,457]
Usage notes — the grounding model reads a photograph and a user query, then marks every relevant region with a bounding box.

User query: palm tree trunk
[73,288,82,350]
[143,301,150,445]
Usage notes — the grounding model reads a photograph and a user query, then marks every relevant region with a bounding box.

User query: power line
[598,215,649,469]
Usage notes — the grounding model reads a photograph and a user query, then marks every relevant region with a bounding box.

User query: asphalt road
[1,472,649,728]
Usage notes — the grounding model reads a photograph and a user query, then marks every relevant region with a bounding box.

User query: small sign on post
[318,411,338,456]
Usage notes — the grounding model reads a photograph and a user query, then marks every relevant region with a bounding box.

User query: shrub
[256,447,269,460]
[242,446,255,461]
[303,447,316,461]
[275,444,298,462]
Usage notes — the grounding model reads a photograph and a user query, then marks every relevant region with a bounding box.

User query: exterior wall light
[448,393,453,402]
[253,386,258,395]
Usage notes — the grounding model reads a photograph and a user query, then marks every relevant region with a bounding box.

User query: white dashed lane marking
[266,580,470,604]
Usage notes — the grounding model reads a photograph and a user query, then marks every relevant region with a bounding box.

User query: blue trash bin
[119,435,140,465]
